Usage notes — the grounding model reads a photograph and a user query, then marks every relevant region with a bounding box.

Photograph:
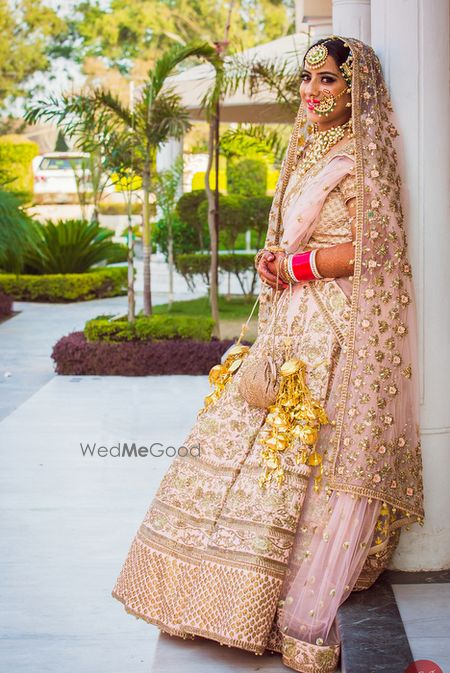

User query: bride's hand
[258,251,289,290]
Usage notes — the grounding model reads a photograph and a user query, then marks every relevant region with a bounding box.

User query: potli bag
[198,262,330,494]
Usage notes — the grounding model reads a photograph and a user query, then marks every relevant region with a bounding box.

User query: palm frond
[144,92,192,146]
[145,41,222,106]
[220,124,287,164]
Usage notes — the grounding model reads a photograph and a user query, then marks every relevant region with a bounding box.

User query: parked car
[32,152,92,204]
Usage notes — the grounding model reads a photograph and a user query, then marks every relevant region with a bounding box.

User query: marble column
[371,0,450,571]
[332,0,371,41]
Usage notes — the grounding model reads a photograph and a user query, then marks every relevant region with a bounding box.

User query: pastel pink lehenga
[112,38,424,673]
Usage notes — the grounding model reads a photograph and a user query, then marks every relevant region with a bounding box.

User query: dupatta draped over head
[262,37,425,528]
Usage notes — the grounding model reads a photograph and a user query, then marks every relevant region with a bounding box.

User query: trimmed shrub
[0,266,127,302]
[174,253,256,295]
[0,292,13,316]
[174,189,210,253]
[0,135,39,199]
[197,194,250,252]
[84,314,214,343]
[52,331,252,376]
[154,214,208,259]
[227,158,267,197]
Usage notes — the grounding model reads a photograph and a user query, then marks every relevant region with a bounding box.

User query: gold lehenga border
[281,633,340,673]
[111,588,197,641]
[137,524,289,576]
[176,623,268,655]
[113,587,341,672]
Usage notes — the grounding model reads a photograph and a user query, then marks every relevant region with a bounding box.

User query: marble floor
[0,276,448,673]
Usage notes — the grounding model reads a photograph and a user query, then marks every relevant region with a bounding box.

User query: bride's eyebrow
[302,69,339,76]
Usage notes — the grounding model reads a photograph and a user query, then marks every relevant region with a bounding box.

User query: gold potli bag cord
[258,267,331,492]
[197,290,261,418]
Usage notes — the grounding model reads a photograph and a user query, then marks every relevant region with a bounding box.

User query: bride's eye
[322,77,335,83]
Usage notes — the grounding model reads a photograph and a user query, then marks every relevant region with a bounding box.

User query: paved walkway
[0,261,448,673]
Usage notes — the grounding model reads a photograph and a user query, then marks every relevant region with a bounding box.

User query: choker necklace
[295,118,353,176]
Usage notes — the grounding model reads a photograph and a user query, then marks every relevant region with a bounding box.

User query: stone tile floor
[0,266,448,673]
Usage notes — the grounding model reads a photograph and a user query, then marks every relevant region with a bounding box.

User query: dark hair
[303,37,351,69]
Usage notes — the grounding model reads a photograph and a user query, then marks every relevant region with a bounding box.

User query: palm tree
[84,42,223,316]
[25,41,223,316]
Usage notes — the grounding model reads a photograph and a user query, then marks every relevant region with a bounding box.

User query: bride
[112,36,424,673]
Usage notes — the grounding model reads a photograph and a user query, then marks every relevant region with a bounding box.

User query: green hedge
[0,266,127,302]
[175,252,254,275]
[84,314,214,342]
[227,158,268,197]
[0,135,39,199]
[174,252,256,295]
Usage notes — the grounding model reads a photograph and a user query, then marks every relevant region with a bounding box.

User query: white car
[32,152,92,203]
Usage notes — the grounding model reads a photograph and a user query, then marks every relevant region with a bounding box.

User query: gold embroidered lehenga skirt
[111,278,400,673]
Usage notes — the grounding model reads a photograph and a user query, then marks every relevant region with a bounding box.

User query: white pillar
[371,0,450,571]
[332,0,371,42]
[155,136,184,206]
[155,136,183,175]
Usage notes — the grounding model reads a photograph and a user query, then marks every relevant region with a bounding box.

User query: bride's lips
[306,98,320,111]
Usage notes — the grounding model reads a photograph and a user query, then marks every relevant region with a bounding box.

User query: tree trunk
[127,196,135,323]
[205,115,220,339]
[142,153,152,316]
[168,217,174,309]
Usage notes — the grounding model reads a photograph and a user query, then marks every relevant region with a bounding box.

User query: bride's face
[300,53,351,127]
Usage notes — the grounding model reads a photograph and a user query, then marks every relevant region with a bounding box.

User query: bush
[0,266,127,302]
[175,189,210,252]
[52,331,251,376]
[21,219,127,274]
[227,158,267,197]
[198,194,250,251]
[0,135,39,200]
[0,291,13,316]
[174,252,256,295]
[154,214,208,259]
[84,314,214,342]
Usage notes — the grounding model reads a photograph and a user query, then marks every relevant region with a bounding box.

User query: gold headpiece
[305,43,329,69]
[304,37,353,86]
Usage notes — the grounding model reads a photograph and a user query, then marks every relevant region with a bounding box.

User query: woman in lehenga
[112,36,425,673]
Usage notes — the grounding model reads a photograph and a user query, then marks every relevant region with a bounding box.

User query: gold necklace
[295,118,353,177]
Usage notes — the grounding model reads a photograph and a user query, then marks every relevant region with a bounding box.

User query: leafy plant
[198,194,250,252]
[227,158,267,197]
[0,188,40,273]
[22,219,126,274]
[176,189,208,244]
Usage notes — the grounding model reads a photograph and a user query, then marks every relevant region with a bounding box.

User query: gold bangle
[279,254,292,284]
[254,248,267,270]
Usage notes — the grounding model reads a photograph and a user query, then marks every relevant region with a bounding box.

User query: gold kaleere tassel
[197,293,261,418]
[258,346,329,491]
[258,269,330,491]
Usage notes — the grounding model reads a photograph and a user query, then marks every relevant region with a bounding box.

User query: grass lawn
[152,294,259,321]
